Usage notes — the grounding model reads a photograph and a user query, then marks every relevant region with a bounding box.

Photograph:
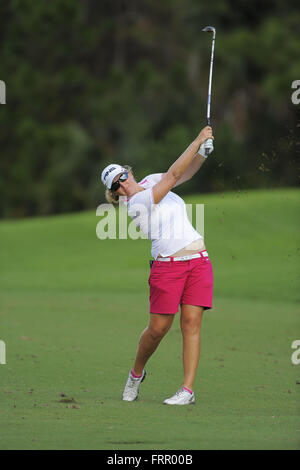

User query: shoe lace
[125,377,140,398]
[128,378,138,389]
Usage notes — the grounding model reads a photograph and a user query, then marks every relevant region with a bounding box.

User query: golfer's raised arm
[152,126,213,204]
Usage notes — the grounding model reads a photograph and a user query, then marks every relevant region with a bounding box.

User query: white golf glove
[198,138,214,158]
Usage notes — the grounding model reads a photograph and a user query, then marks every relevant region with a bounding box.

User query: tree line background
[0,0,299,218]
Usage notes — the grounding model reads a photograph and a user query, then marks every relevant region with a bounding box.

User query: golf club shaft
[206,31,215,126]
[202,26,216,156]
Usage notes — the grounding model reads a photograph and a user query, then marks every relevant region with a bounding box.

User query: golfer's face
[112,171,133,195]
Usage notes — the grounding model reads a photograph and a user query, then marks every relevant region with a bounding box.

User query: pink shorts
[148,253,214,314]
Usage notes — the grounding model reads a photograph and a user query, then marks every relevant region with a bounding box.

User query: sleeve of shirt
[139,173,163,187]
[130,173,163,211]
[147,173,163,186]
[130,187,154,209]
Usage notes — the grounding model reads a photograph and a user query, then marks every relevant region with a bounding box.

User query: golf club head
[202,26,216,36]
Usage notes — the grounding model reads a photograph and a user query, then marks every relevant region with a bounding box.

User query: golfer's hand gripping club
[203,137,214,157]
[197,126,214,158]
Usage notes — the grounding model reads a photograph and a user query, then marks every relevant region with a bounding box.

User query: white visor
[101,164,126,189]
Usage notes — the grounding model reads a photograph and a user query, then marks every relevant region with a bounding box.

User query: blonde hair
[104,165,132,205]
[105,188,120,204]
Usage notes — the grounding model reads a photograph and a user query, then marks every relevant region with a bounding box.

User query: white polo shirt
[120,173,203,259]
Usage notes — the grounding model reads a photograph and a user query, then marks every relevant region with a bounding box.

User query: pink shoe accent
[131,369,142,379]
[183,386,193,395]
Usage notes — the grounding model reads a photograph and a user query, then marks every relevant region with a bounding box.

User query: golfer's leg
[133,313,174,376]
[180,304,204,390]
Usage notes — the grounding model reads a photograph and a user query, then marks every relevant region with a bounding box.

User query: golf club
[202,26,216,156]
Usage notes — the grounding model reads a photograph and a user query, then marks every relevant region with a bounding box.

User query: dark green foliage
[0,0,299,217]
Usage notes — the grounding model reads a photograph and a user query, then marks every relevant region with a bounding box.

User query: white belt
[156,250,209,262]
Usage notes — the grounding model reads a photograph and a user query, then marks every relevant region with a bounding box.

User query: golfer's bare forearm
[173,152,206,187]
[167,126,212,180]
[188,152,206,176]
[168,140,201,180]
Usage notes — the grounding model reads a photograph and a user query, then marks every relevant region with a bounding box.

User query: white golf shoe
[163,387,195,405]
[122,369,146,401]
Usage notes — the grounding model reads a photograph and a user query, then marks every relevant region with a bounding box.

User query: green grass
[0,188,299,449]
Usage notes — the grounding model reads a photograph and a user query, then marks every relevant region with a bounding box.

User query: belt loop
[170,256,174,262]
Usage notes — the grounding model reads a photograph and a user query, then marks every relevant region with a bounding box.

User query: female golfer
[101,125,214,405]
